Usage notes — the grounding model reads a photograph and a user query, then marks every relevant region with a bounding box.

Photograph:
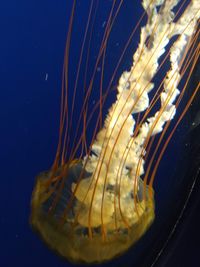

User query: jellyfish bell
[30,0,200,264]
[31,160,154,263]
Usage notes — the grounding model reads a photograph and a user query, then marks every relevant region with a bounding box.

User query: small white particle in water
[45,73,48,81]
[102,21,106,28]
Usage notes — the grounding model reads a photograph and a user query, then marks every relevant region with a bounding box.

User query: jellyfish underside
[31,161,155,264]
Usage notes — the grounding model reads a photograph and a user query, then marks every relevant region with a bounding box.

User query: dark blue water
[1,1,199,267]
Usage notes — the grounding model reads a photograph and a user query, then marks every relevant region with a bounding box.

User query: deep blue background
[0,1,199,267]
[0,1,66,266]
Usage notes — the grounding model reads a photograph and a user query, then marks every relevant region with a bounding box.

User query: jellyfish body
[31,161,154,263]
[30,0,200,264]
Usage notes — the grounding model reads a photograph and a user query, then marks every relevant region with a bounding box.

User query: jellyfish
[30,0,200,264]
